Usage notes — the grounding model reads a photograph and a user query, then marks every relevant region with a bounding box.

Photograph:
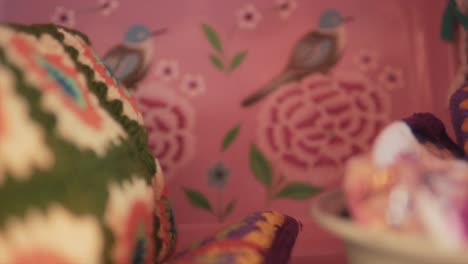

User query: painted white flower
[0,66,54,183]
[98,0,120,16]
[378,66,405,91]
[105,176,155,263]
[354,49,379,73]
[58,28,144,124]
[0,206,102,264]
[180,74,206,96]
[275,0,298,19]
[236,4,263,30]
[0,27,127,156]
[154,60,180,83]
[51,6,76,28]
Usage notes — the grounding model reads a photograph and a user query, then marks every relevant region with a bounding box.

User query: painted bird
[103,24,167,90]
[241,9,353,107]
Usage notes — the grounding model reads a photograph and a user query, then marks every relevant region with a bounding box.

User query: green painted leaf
[275,182,321,200]
[222,124,240,151]
[223,199,236,218]
[184,188,212,212]
[209,54,224,70]
[249,145,272,187]
[277,174,286,186]
[230,50,248,71]
[201,24,223,53]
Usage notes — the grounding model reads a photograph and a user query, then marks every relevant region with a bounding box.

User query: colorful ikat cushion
[0,24,176,263]
[170,211,301,264]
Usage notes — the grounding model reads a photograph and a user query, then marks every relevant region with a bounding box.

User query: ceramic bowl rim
[310,189,468,262]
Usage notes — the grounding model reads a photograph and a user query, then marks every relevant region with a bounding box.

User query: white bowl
[310,190,468,264]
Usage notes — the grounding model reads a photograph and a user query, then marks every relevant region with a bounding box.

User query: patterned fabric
[450,83,468,156]
[56,27,144,124]
[0,23,173,263]
[402,112,465,159]
[170,211,301,264]
[0,23,299,264]
[153,160,178,262]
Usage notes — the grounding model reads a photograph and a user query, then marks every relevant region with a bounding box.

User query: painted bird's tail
[241,71,297,108]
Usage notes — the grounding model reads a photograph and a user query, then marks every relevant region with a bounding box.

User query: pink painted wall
[1,0,457,261]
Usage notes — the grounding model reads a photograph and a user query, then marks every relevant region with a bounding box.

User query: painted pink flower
[137,86,196,178]
[98,0,120,16]
[154,60,179,83]
[257,73,391,187]
[51,6,76,28]
[354,49,379,73]
[180,74,206,96]
[236,4,263,30]
[378,66,405,91]
[275,0,298,19]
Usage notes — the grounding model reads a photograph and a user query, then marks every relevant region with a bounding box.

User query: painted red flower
[105,177,155,264]
[58,28,143,123]
[137,87,196,178]
[257,73,391,187]
[0,27,125,156]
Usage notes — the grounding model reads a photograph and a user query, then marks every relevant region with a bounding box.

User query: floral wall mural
[2,0,456,259]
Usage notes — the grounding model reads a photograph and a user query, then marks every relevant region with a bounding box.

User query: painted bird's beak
[343,16,354,23]
[151,28,168,37]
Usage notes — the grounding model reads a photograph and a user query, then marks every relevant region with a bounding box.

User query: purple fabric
[171,211,269,259]
[170,211,301,263]
[264,215,301,264]
[175,212,266,256]
[450,84,468,157]
[402,112,465,158]
[225,212,265,238]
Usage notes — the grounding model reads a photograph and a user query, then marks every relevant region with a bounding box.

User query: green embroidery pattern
[0,24,167,263]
